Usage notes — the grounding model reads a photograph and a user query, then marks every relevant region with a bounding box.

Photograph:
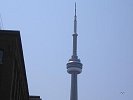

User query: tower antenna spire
[0,14,3,30]
[74,2,77,34]
[75,2,76,17]
[73,2,78,59]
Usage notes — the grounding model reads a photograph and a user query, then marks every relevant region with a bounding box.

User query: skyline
[0,0,133,100]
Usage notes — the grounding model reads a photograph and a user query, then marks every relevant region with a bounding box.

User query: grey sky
[0,0,133,100]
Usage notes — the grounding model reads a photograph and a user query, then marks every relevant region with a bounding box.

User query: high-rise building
[66,3,83,100]
[0,30,29,100]
[0,30,41,100]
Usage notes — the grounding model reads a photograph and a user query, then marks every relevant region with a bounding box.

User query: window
[0,49,3,64]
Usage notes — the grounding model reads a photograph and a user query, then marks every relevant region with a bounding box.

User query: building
[66,3,83,100]
[0,30,41,100]
[29,96,42,100]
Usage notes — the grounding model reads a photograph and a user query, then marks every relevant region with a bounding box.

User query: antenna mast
[72,2,78,59]
[0,14,3,30]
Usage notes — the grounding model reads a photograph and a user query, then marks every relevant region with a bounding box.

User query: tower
[66,3,83,100]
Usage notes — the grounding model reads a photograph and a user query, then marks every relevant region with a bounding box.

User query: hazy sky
[0,0,133,100]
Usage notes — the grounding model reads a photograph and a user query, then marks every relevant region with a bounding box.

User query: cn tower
[67,3,83,100]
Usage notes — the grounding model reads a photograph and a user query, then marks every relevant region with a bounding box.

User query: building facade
[0,30,41,100]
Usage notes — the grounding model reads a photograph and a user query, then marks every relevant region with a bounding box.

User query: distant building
[0,30,41,100]
[29,96,42,100]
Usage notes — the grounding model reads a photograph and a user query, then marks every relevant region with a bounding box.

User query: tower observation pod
[66,3,83,100]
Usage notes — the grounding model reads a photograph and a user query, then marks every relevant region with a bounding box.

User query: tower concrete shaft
[70,73,78,100]
[67,3,83,100]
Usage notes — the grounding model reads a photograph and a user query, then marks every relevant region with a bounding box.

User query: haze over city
[0,0,133,100]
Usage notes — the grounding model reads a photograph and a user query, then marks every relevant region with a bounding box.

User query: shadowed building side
[0,30,42,100]
[0,30,29,100]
